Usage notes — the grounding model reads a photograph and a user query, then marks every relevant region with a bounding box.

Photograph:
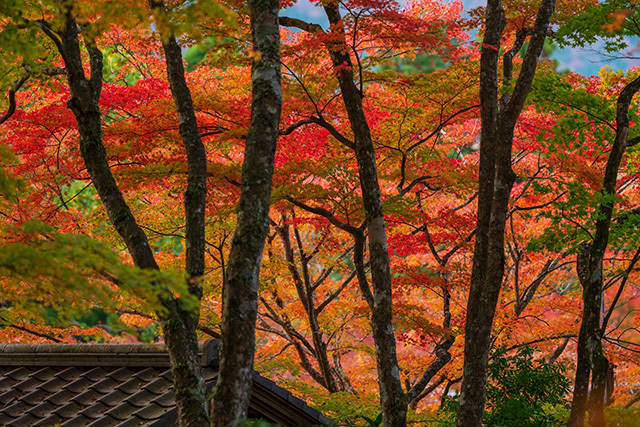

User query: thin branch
[601,246,640,334]
[288,198,362,235]
[504,334,577,353]
[279,116,355,149]
[281,62,323,118]
[316,270,356,314]
[279,16,325,34]
[0,75,29,125]
[280,118,316,135]
[0,319,63,343]
[406,105,479,153]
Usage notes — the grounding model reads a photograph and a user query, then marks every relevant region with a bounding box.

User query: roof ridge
[0,339,219,367]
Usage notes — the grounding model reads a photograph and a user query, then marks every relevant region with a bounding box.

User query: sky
[284,0,640,76]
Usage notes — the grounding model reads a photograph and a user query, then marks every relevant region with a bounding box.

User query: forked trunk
[321,4,406,425]
[456,0,555,424]
[567,74,640,427]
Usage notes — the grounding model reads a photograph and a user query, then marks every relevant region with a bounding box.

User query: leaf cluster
[555,0,640,52]
[439,346,570,426]
[483,346,570,427]
[0,222,189,321]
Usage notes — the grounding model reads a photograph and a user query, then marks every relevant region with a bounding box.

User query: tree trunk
[210,0,282,424]
[54,6,211,424]
[320,4,406,425]
[567,246,597,427]
[567,74,640,427]
[456,0,555,425]
[149,1,210,424]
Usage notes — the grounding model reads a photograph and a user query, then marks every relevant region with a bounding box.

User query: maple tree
[210,0,282,423]
[0,0,279,425]
[456,0,556,424]
[529,4,640,425]
[530,66,640,427]
[2,0,640,427]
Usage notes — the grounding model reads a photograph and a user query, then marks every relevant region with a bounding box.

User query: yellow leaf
[602,10,631,32]
[249,49,262,62]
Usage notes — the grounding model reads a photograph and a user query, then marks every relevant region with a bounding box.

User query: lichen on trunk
[210,0,282,424]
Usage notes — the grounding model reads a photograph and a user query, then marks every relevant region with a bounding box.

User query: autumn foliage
[2,0,640,425]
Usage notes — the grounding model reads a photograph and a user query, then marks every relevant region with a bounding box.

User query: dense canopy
[1,0,640,426]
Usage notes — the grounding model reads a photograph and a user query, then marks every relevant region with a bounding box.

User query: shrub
[440,345,571,426]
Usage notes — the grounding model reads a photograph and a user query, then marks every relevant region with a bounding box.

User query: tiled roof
[0,340,332,427]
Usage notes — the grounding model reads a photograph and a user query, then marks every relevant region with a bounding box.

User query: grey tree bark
[455,0,555,425]
[148,1,210,424]
[209,0,282,424]
[567,75,640,427]
[40,4,211,424]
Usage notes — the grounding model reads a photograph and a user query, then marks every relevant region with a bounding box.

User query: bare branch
[279,16,325,34]
[279,116,355,149]
[601,247,640,334]
[0,75,29,125]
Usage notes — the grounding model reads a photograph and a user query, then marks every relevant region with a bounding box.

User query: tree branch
[279,16,325,34]
[0,75,29,125]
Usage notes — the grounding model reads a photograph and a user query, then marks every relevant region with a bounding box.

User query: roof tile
[141,376,172,395]
[0,376,12,392]
[41,375,69,393]
[56,367,83,382]
[45,387,75,405]
[5,367,33,381]
[19,387,47,405]
[27,400,57,418]
[108,367,135,383]
[77,401,110,419]
[0,412,15,425]
[7,412,39,426]
[85,415,120,427]
[113,418,146,427]
[149,391,174,408]
[31,367,57,381]
[65,376,93,393]
[0,389,22,406]
[117,377,147,394]
[88,376,120,394]
[123,388,158,408]
[35,412,64,426]
[203,368,217,381]
[15,377,43,393]
[73,388,104,406]
[133,367,159,382]
[54,400,83,418]
[60,413,94,427]
[131,402,167,421]
[2,400,32,417]
[97,389,128,407]
[102,401,138,421]
[82,367,109,382]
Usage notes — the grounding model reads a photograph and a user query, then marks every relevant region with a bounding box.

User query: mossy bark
[210,0,282,424]
[56,6,209,425]
[456,0,555,425]
[567,75,640,427]
[149,0,210,424]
